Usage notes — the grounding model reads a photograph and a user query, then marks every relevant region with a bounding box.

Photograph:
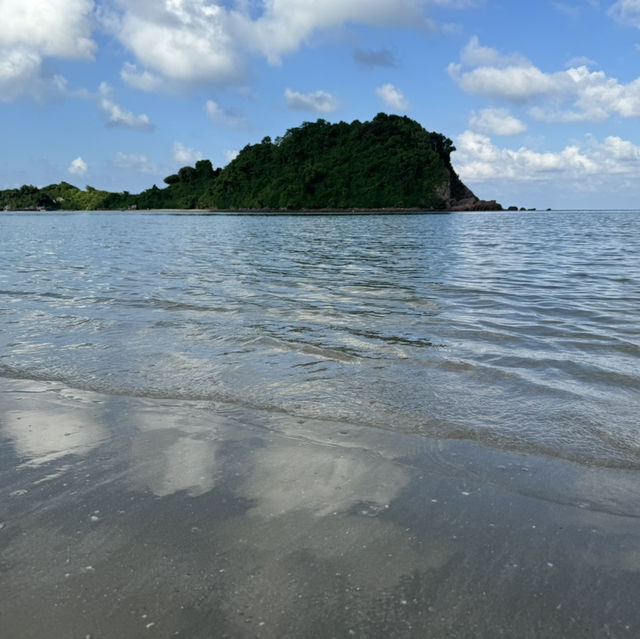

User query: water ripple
[1,209,639,468]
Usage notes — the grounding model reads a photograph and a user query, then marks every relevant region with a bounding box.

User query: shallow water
[1,210,639,468]
[2,377,640,638]
[2,210,640,637]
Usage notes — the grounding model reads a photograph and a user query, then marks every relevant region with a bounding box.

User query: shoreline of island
[3,202,508,215]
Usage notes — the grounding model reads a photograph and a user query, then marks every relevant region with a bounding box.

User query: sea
[1,209,638,469]
[1,208,640,637]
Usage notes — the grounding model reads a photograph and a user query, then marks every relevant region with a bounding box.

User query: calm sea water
[1,210,639,469]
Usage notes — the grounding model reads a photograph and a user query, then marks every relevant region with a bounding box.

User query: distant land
[0,114,502,212]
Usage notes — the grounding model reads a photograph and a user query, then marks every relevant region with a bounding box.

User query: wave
[2,364,640,473]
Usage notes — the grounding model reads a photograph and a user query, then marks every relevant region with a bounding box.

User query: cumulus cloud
[448,38,558,102]
[353,47,397,68]
[0,0,95,100]
[453,130,640,183]
[98,82,154,130]
[205,100,248,128]
[0,49,42,102]
[0,0,95,59]
[376,83,409,110]
[458,35,516,67]
[113,152,159,174]
[469,108,526,136]
[284,88,338,113]
[235,0,433,64]
[599,134,640,161]
[0,0,473,98]
[68,156,88,176]
[101,0,437,89]
[172,142,204,165]
[104,0,244,86]
[449,36,640,121]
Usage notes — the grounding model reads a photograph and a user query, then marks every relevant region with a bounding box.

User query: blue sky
[3,0,640,208]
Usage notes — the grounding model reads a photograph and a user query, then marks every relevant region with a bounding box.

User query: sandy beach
[2,377,639,638]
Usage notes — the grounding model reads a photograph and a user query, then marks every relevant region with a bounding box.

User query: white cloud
[172,142,204,166]
[102,0,437,89]
[0,49,42,102]
[68,156,88,176]
[237,1,433,65]
[224,149,240,164]
[469,108,526,136]
[452,130,640,183]
[566,56,597,68]
[448,61,558,103]
[457,35,527,68]
[0,0,95,59]
[531,66,640,121]
[113,152,159,174]
[609,0,640,27]
[0,0,474,99]
[375,83,409,110]
[0,0,95,100]
[600,134,640,161]
[284,88,338,113]
[98,82,154,130]
[205,100,248,128]
[450,37,640,121]
[105,0,244,86]
[120,62,163,92]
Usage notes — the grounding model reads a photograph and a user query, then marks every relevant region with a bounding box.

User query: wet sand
[1,378,640,638]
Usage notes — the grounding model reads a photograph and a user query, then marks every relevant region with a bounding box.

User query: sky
[3,0,640,209]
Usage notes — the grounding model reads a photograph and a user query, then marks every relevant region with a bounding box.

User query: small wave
[2,365,639,473]
[0,289,75,301]
[82,295,240,313]
[2,209,639,480]
[243,335,361,363]
[0,289,244,314]
[477,354,640,392]
[344,327,433,348]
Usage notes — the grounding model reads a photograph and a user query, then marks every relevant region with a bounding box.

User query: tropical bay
[3,1,640,637]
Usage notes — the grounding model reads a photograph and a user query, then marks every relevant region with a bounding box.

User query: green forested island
[1,114,501,212]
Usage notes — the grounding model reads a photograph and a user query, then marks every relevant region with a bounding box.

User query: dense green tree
[135,159,221,209]
[203,114,468,210]
[0,114,480,211]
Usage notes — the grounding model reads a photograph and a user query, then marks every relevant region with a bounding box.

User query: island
[0,113,501,212]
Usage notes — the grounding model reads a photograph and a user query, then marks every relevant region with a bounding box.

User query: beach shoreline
[1,377,639,638]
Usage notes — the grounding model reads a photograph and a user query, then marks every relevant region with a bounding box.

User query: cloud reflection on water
[1,382,107,466]
[209,432,453,635]
[243,439,408,518]
[128,407,220,497]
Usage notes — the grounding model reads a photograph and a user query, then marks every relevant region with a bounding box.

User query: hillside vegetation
[1,114,500,211]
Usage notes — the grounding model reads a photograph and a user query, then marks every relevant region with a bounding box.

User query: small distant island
[0,113,502,212]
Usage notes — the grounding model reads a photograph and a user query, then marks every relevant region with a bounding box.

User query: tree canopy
[1,114,478,211]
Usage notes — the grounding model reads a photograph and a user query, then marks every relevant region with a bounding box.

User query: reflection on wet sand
[2,379,640,638]
[1,381,107,466]
[212,439,453,636]
[243,440,408,518]
[128,407,219,496]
